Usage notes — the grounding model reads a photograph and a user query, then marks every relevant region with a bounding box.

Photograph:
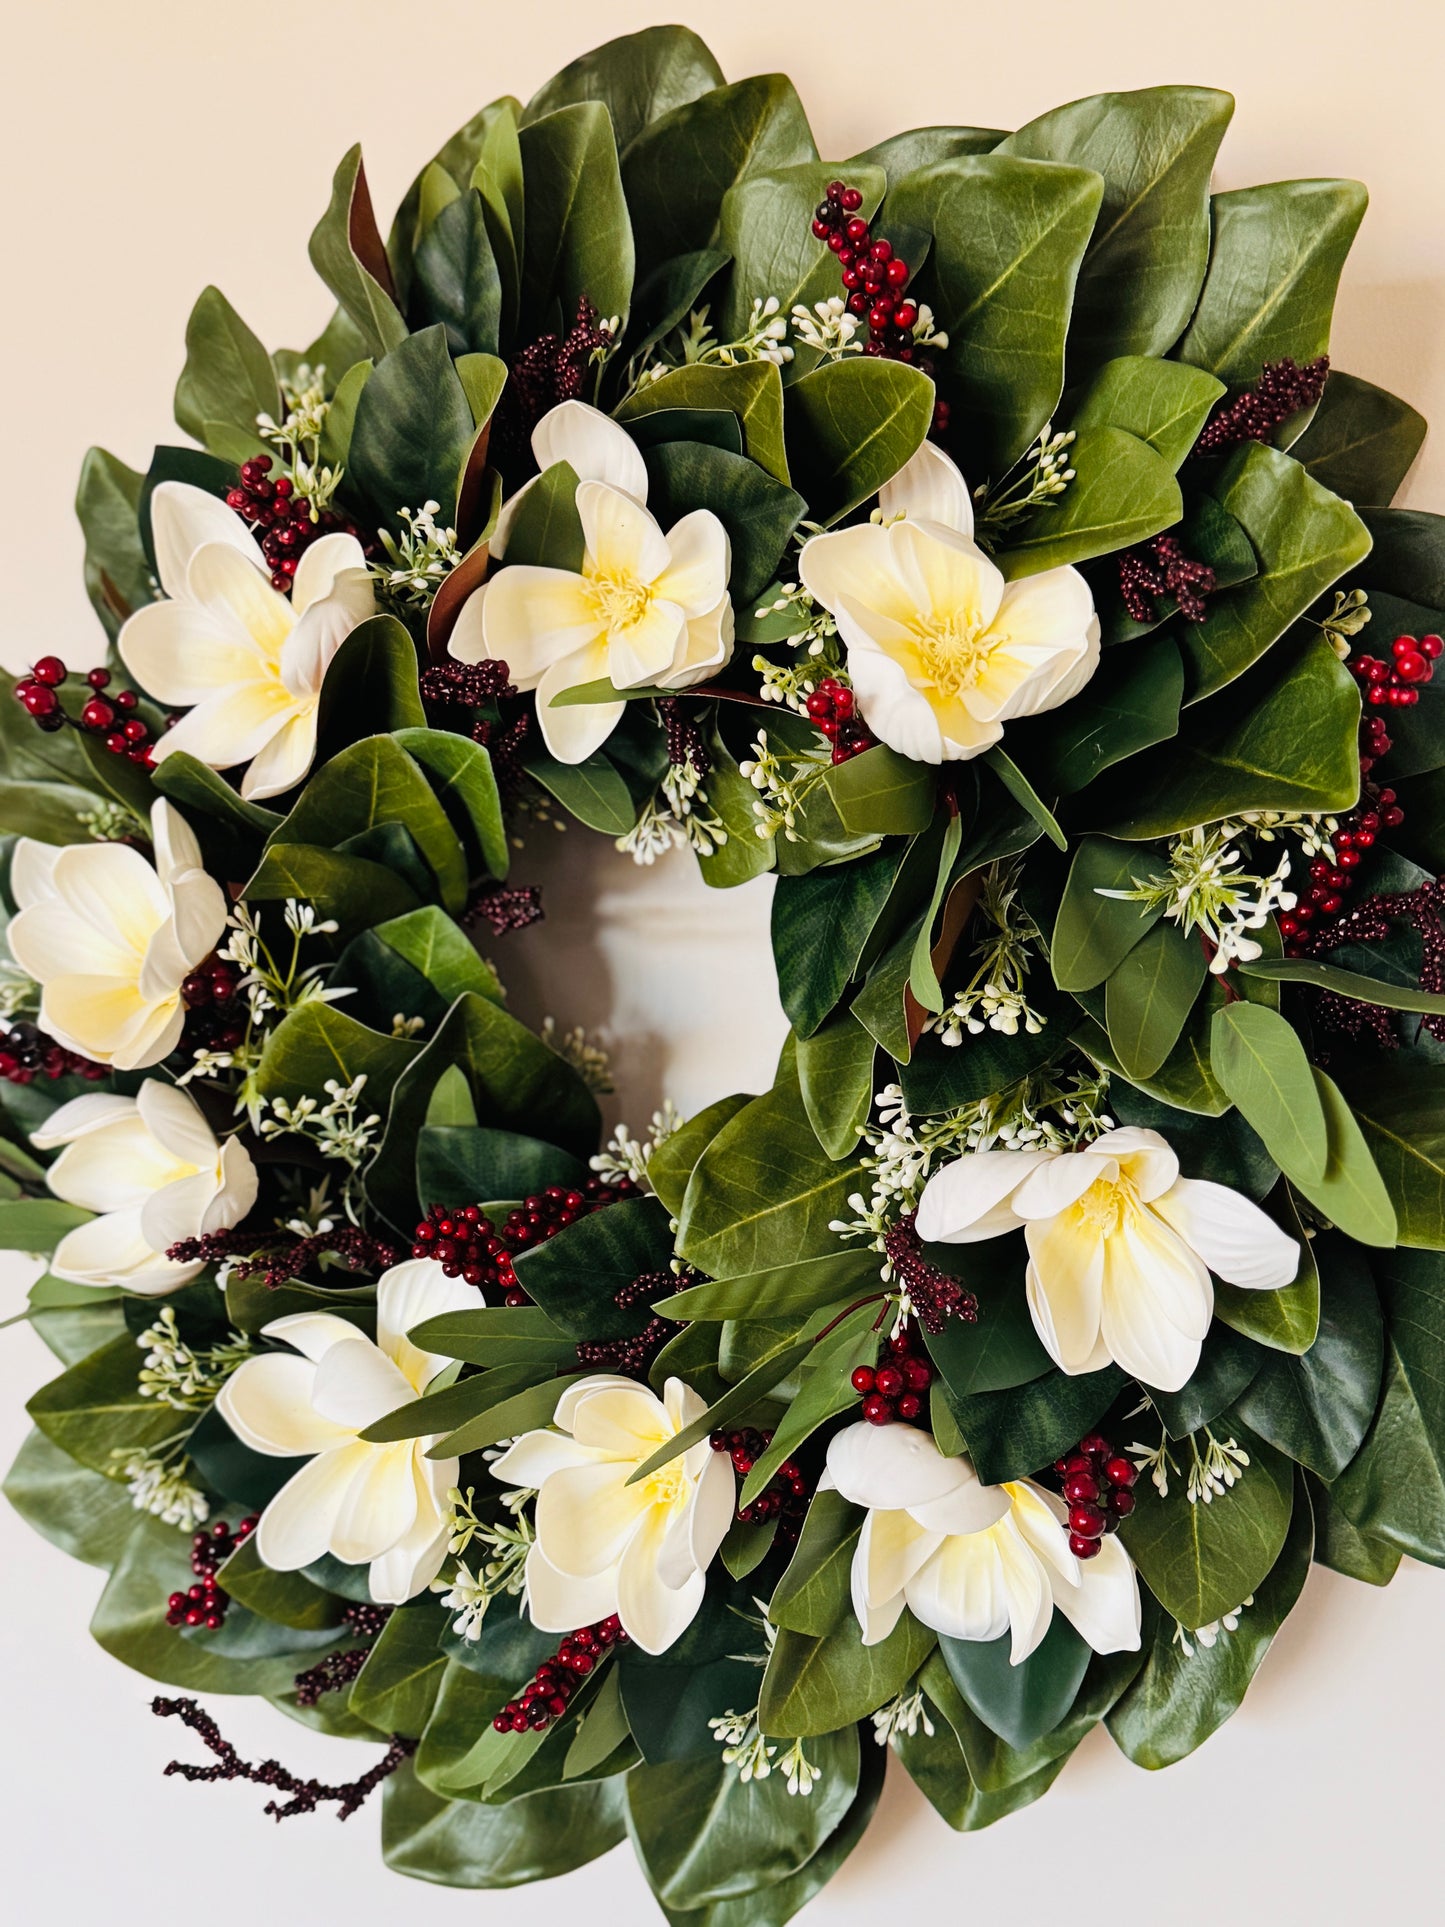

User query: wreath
[4,22,1443,1915]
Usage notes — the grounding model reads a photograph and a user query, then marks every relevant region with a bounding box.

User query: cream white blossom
[489,1375,735,1653]
[916,1126,1299,1392]
[7,801,227,1069]
[119,480,375,799]
[32,1080,257,1294]
[798,441,1099,764]
[826,1423,1141,1661]
[217,1260,476,1603]
[450,401,733,763]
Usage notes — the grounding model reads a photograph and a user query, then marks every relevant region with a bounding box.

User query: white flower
[450,400,733,764]
[118,481,375,800]
[825,1422,1141,1661]
[7,800,226,1070]
[797,441,1100,764]
[915,1126,1299,1393]
[216,1259,475,1604]
[31,1080,257,1294]
[489,1374,735,1654]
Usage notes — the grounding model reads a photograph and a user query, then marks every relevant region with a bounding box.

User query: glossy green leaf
[307,144,408,360]
[1001,87,1232,368]
[383,1763,626,1887]
[887,155,1104,477]
[1179,444,1371,701]
[1105,920,1207,1079]
[75,446,151,640]
[253,998,417,1113]
[771,843,905,1037]
[622,75,816,281]
[173,286,281,459]
[664,1249,880,1323]
[1106,1479,1312,1768]
[1068,355,1226,470]
[26,1333,190,1476]
[1176,178,1368,383]
[512,1193,672,1341]
[411,189,502,358]
[769,1488,861,1636]
[822,746,936,836]
[1120,1424,1294,1628]
[1291,370,1427,508]
[520,103,633,330]
[3,1426,138,1569]
[520,741,636,835]
[370,906,503,1006]
[1306,1472,1402,1586]
[348,326,475,526]
[1050,835,1169,990]
[618,361,790,484]
[1238,955,1445,1013]
[640,439,805,604]
[648,1094,753,1217]
[392,726,508,882]
[796,1009,875,1158]
[1147,1321,1264,1438]
[760,1611,935,1738]
[782,357,934,526]
[0,1197,91,1252]
[351,1601,451,1735]
[1335,1058,1445,1247]
[940,1615,1091,1752]
[1015,637,1184,797]
[922,1234,1052,1396]
[314,615,426,754]
[945,1364,1126,1484]
[738,1306,881,1506]
[717,161,884,365]
[524,26,724,153]
[1210,1001,1327,1182]
[1000,426,1181,578]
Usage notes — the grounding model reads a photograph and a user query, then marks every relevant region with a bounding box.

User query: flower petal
[845,639,951,764]
[1024,1216,1108,1376]
[1091,1127,1179,1203]
[478,568,603,687]
[616,1504,706,1654]
[687,1448,736,1576]
[1149,1175,1300,1289]
[1046,1528,1142,1655]
[217,1354,356,1457]
[533,401,649,502]
[291,533,373,616]
[534,651,625,764]
[261,1310,371,1363]
[567,1381,671,1457]
[652,511,730,616]
[374,1258,480,1393]
[1098,1212,1212,1392]
[903,1529,1014,1645]
[826,1419,980,1511]
[256,1443,374,1570]
[139,1169,222,1256]
[150,481,264,600]
[49,1208,177,1292]
[858,1505,942,1609]
[523,1542,620,1635]
[915,1148,1055,1243]
[555,1375,649,1432]
[489,1428,608,1488]
[238,710,319,801]
[119,596,267,706]
[310,1339,416,1433]
[8,838,60,909]
[879,440,975,537]
[368,1451,455,1603]
[535,1461,650,1577]
[150,680,298,778]
[329,1440,420,1564]
[606,598,688,690]
[135,1079,217,1166]
[577,481,670,587]
[908,1470,1013,1537]
[1009,1147,1116,1221]
[185,540,293,661]
[657,594,735,690]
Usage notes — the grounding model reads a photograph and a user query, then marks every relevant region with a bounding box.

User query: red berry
[1068,1503,1106,1537]
[1110,1488,1136,1519]
[851,1365,876,1394]
[861,1394,894,1425]
[1080,1434,1110,1458]
[80,697,114,731]
[20,685,58,718]
[1422,633,1443,659]
[1396,652,1429,683]
[874,1365,905,1398]
[902,1357,932,1391]
[885,257,910,289]
[1069,1533,1103,1559]
[840,187,863,212]
[86,667,111,689]
[845,217,869,244]
[1063,1473,1099,1504]
[1103,1456,1137,1488]
[31,656,67,686]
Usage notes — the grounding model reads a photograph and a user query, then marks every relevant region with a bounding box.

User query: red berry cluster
[226,455,367,593]
[806,677,875,764]
[851,1326,934,1426]
[0,1020,106,1086]
[1194,356,1331,456]
[1278,711,1403,956]
[811,181,925,364]
[1117,535,1217,625]
[411,1178,639,1305]
[180,955,248,1052]
[491,1616,629,1733]
[709,1426,810,1544]
[575,1268,688,1376]
[1348,630,1442,709]
[1053,1435,1135,1560]
[13,657,155,766]
[166,1516,258,1630]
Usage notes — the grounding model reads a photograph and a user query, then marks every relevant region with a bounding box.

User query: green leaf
[151,752,280,844]
[1176,178,1368,383]
[737,1307,881,1506]
[308,145,407,360]
[3,1427,138,1569]
[618,361,790,484]
[940,1616,1091,1752]
[1333,1057,1445,1247]
[26,1333,190,1476]
[822,747,936,836]
[215,1532,346,1631]
[622,76,816,281]
[411,189,502,358]
[664,1250,880,1324]
[1210,1001,1327,1182]
[717,161,885,366]
[759,1612,935,1739]
[796,1010,875,1158]
[1290,370,1427,508]
[1120,1424,1294,1628]
[1095,634,1362,838]
[887,154,1104,478]
[348,326,476,526]
[1213,1192,1319,1353]
[1000,87,1233,369]
[625,1728,858,1911]
[382,1763,627,1887]
[1239,955,1445,1014]
[1179,444,1371,701]
[770,843,905,1037]
[769,1488,861,1635]
[630,1337,814,1488]
[360,1365,543,1445]
[75,447,152,640]
[1068,355,1226,471]
[1330,1247,1445,1565]
[1010,637,1183,797]
[676,1069,863,1278]
[1050,835,1169,991]
[0,1197,91,1252]
[909,812,964,1013]
[252,999,418,1120]
[782,358,934,525]
[273,733,468,911]
[314,615,426,755]
[520,740,635,835]
[922,1234,1052,1396]
[435,1374,587,1459]
[1106,1478,1312,1768]
[351,1601,450,1735]
[1104,920,1207,1080]
[618,1650,759,1765]
[999,426,1181,578]
[1306,1472,1402,1586]
[416,1123,586,1214]
[369,905,504,1005]
[173,286,281,459]
[368,991,599,1232]
[1147,1321,1263,1438]
[513,1193,673,1341]
[1231,1235,1383,1479]
[392,726,508,882]
[523,26,724,153]
[640,439,805,604]
[851,126,1004,182]
[648,1093,752,1217]
[520,103,634,331]
[945,1364,1126,1484]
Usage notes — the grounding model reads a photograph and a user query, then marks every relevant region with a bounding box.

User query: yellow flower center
[912,612,1003,698]
[587,567,654,635]
[1072,1172,1140,1237]
[639,1461,687,1508]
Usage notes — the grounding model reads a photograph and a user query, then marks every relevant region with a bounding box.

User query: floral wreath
[4,24,1443,1915]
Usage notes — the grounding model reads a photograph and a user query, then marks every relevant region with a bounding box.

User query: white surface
[3,0,1445,1918]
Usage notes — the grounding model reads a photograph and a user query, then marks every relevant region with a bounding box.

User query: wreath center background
[3,18,1445,1921]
